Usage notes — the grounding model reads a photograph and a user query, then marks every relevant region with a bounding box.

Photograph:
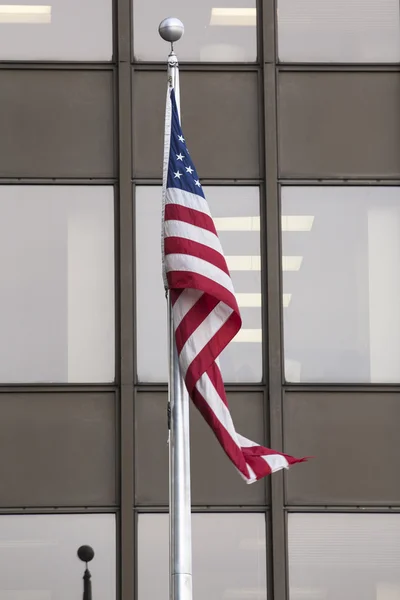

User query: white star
[186,166,194,174]
[194,179,201,187]
[176,153,184,161]
[178,135,185,142]
[174,171,182,179]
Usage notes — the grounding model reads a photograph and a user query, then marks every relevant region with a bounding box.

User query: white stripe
[213,216,260,232]
[161,81,172,289]
[237,434,259,448]
[196,372,289,483]
[235,293,262,308]
[166,253,236,297]
[232,329,262,343]
[226,255,261,271]
[179,302,233,377]
[173,289,203,328]
[235,465,254,483]
[166,187,211,218]
[245,465,257,484]
[263,454,289,472]
[174,65,181,122]
[238,434,289,477]
[195,372,257,483]
[165,220,224,255]
[196,371,241,448]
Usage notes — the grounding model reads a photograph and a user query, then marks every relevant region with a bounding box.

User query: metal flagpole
[159,17,193,600]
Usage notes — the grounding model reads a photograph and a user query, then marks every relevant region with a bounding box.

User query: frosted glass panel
[278,0,400,63]
[133,0,257,62]
[135,186,262,383]
[139,514,267,600]
[0,0,113,60]
[282,186,400,383]
[289,514,400,600]
[0,514,115,600]
[0,186,115,383]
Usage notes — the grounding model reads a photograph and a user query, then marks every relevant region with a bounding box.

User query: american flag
[162,88,306,483]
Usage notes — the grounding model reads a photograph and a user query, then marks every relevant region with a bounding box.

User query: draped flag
[162,88,306,483]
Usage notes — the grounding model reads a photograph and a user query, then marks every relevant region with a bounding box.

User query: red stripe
[164,237,230,276]
[242,445,285,458]
[170,289,182,306]
[241,444,308,463]
[167,271,240,316]
[165,204,217,236]
[184,311,241,395]
[205,360,230,408]
[190,373,303,481]
[191,385,250,480]
[162,181,308,481]
[175,293,220,355]
[244,455,272,480]
[285,455,309,465]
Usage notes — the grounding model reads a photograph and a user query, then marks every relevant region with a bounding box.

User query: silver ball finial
[158,17,184,44]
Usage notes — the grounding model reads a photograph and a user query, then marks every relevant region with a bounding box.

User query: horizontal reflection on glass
[0,0,112,60]
[138,514,267,600]
[289,513,400,600]
[135,186,262,382]
[282,186,400,383]
[0,186,115,383]
[0,5,51,24]
[210,8,256,26]
[214,215,315,232]
[0,514,116,600]
[277,0,400,63]
[133,0,257,62]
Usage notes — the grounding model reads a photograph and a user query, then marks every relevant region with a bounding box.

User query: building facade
[0,0,399,599]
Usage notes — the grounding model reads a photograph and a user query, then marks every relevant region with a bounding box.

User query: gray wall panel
[0,70,114,177]
[132,71,260,179]
[0,392,116,506]
[284,391,400,505]
[135,391,268,506]
[278,72,400,178]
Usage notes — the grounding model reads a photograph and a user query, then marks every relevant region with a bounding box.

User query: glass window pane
[133,0,257,62]
[0,0,112,61]
[138,514,267,600]
[135,186,262,383]
[289,513,400,600]
[282,186,400,383]
[0,186,114,383]
[277,0,400,63]
[0,514,115,600]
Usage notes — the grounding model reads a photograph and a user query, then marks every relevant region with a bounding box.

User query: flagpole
[159,17,193,600]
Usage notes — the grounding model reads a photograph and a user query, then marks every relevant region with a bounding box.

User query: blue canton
[167,89,205,199]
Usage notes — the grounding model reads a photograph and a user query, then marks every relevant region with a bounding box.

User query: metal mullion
[117,0,134,599]
[285,505,400,512]
[262,1,288,600]
[134,505,270,513]
[279,179,400,185]
[132,62,260,72]
[0,506,120,514]
[284,384,400,393]
[0,62,115,70]
[0,384,117,393]
[135,383,266,393]
[133,178,264,185]
[0,178,117,185]
[277,63,400,73]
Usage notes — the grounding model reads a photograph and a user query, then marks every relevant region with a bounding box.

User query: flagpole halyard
[159,17,193,600]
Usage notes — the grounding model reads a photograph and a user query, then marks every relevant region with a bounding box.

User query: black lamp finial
[78,545,95,600]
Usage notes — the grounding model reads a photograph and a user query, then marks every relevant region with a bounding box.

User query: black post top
[77,545,95,564]
[78,546,95,600]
